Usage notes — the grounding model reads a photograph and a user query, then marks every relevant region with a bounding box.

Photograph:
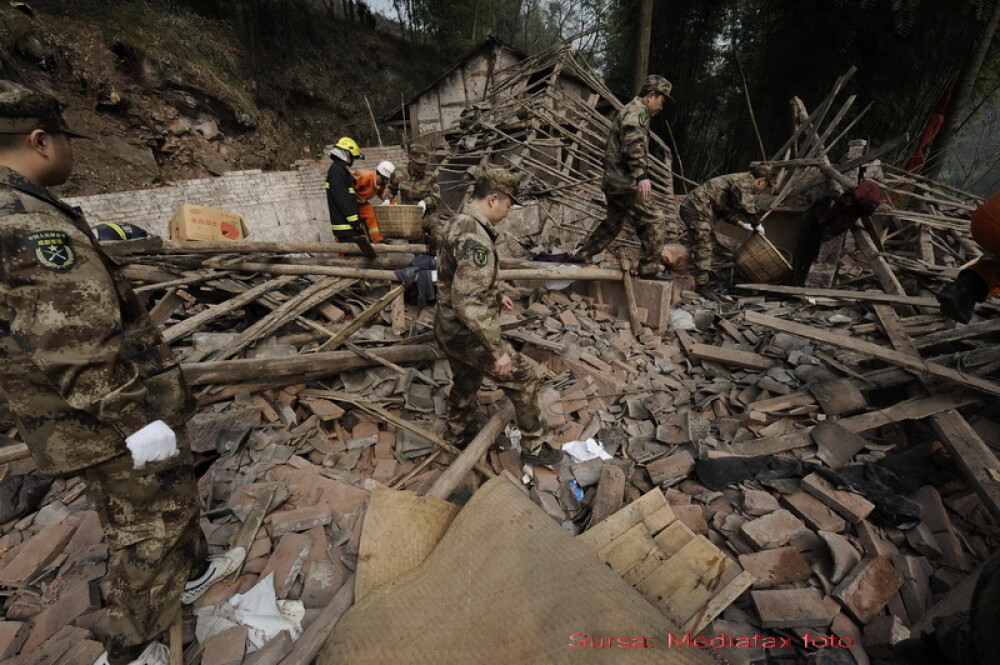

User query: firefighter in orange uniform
[351,160,394,243]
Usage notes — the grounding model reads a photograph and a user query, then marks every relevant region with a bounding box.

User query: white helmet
[376,160,396,179]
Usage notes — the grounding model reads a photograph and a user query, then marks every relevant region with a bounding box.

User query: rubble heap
[1,65,1000,665]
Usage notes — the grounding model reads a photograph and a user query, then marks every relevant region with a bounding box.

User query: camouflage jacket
[603,97,653,195]
[0,167,192,474]
[387,166,441,214]
[686,172,759,223]
[434,203,505,360]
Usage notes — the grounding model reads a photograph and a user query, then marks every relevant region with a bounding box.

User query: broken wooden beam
[744,311,1000,397]
[182,344,440,385]
[733,393,980,456]
[735,284,938,308]
[690,344,776,371]
[317,285,405,352]
[111,240,428,256]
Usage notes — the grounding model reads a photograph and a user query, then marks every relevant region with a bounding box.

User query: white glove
[418,200,427,214]
[754,224,765,235]
[380,199,391,206]
[125,420,179,470]
[740,222,754,231]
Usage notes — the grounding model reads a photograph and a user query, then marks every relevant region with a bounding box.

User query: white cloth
[418,200,427,213]
[754,224,765,235]
[125,420,178,470]
[740,222,754,231]
[561,438,613,463]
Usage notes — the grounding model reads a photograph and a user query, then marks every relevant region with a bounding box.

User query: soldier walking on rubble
[937,190,1000,323]
[680,164,773,286]
[571,74,675,280]
[0,81,242,665]
[386,143,442,250]
[434,167,563,466]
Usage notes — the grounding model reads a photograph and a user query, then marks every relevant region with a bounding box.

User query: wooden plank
[684,570,756,635]
[744,311,1000,397]
[929,412,1000,523]
[717,318,749,345]
[872,306,1000,523]
[690,344,775,371]
[732,393,980,456]
[162,275,297,343]
[148,289,184,327]
[735,284,937,308]
[576,488,671,552]
[317,285,405,352]
[913,319,1000,349]
[0,442,30,464]
[851,222,910,309]
[747,391,815,413]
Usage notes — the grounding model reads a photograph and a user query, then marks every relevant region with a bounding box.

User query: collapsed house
[0,42,999,665]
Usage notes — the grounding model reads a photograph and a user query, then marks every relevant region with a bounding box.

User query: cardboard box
[169,203,249,241]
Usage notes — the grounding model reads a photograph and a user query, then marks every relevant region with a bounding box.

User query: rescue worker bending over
[351,160,394,243]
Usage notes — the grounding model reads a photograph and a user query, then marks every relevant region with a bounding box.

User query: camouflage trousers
[679,199,715,285]
[575,190,666,276]
[441,343,546,453]
[84,436,206,665]
[422,213,443,255]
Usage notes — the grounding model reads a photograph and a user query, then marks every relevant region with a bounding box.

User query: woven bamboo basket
[374,205,423,240]
[734,232,793,283]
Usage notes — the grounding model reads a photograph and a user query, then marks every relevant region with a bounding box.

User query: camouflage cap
[642,74,673,100]
[0,80,91,139]
[408,144,430,165]
[476,166,520,204]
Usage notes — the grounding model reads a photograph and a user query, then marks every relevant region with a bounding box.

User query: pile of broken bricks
[1,258,998,664]
[2,163,1000,664]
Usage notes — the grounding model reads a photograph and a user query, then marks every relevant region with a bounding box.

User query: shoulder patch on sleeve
[23,230,76,273]
[472,245,489,267]
[639,111,648,126]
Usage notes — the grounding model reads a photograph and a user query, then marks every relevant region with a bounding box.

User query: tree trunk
[631,0,653,96]
[924,0,1000,180]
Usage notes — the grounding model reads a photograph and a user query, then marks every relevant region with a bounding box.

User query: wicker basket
[734,232,793,283]
[374,205,424,240]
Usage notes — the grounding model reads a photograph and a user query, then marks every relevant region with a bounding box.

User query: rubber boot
[937,270,989,324]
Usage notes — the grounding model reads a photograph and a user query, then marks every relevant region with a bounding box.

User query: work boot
[449,412,490,449]
[182,546,246,605]
[94,642,170,665]
[937,269,988,324]
[520,443,564,467]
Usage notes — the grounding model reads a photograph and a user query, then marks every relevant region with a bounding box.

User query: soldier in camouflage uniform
[387,144,443,250]
[572,74,674,278]
[0,82,241,665]
[434,167,563,466]
[680,165,772,286]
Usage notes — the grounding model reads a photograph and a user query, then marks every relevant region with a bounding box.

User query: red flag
[905,78,957,175]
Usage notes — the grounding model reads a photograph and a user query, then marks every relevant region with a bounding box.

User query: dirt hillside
[0,1,435,197]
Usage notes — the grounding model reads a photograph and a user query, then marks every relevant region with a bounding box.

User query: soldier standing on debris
[351,160,395,243]
[326,136,369,242]
[680,164,773,286]
[386,143,442,249]
[937,190,1000,323]
[0,81,242,665]
[435,167,563,466]
[571,74,674,279]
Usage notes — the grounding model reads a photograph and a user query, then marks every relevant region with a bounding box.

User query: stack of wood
[430,42,681,257]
